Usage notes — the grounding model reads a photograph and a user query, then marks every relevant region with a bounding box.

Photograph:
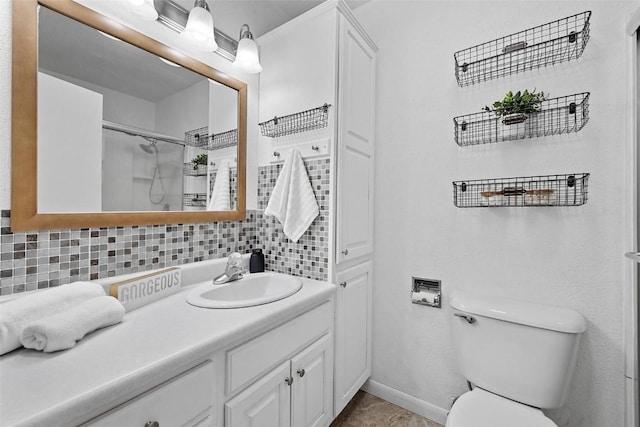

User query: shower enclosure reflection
[102,126,184,212]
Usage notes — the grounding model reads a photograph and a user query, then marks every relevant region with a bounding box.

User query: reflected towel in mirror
[207,159,231,211]
[265,149,319,243]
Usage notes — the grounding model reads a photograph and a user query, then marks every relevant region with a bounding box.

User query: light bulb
[182,2,218,52]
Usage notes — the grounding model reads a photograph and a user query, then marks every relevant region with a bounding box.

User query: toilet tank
[449,291,586,409]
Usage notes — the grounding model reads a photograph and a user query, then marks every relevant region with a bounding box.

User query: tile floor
[330,391,444,427]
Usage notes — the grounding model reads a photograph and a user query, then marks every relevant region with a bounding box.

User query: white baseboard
[361,379,449,425]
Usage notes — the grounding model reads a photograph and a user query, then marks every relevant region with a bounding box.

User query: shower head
[139,143,155,154]
[139,137,158,154]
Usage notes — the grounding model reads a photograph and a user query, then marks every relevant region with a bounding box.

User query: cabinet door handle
[145,422,160,427]
[340,281,347,288]
[285,376,294,386]
[341,249,349,255]
[297,368,305,377]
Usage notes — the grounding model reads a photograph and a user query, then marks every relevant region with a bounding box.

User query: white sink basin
[186,272,303,309]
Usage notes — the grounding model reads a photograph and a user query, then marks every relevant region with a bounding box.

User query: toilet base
[445,388,557,427]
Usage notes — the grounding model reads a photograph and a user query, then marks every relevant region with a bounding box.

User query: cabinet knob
[285,376,294,386]
[341,249,349,255]
[340,281,347,288]
[145,422,160,427]
[297,368,305,377]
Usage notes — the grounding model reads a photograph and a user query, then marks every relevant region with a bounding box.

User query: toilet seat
[446,388,557,427]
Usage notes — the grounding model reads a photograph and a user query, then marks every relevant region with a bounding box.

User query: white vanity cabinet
[224,302,334,427]
[225,334,333,427]
[84,362,215,427]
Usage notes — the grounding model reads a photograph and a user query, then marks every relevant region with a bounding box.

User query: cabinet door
[225,361,291,427]
[291,334,333,427]
[336,16,376,265]
[334,262,372,415]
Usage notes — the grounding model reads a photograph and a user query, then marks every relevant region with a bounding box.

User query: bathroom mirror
[11,0,247,230]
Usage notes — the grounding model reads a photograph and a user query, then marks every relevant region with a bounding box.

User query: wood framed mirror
[11,0,247,231]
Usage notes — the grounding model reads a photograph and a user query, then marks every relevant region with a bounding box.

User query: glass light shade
[234,38,262,73]
[127,0,158,21]
[182,6,218,52]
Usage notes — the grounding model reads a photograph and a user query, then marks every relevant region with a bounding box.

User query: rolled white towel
[20,296,125,352]
[0,282,105,355]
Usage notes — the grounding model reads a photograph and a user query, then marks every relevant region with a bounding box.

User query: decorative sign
[109,268,181,312]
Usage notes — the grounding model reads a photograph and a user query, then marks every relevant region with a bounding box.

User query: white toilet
[447,291,586,427]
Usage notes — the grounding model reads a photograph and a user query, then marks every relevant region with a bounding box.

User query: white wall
[37,73,103,212]
[355,1,637,426]
[0,0,11,208]
[257,7,337,167]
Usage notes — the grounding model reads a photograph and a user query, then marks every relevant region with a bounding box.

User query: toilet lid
[446,388,557,427]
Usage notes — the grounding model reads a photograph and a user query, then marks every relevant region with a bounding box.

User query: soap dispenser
[250,248,265,273]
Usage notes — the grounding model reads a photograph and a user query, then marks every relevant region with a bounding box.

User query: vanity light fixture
[181,0,218,52]
[126,0,159,21]
[233,24,262,73]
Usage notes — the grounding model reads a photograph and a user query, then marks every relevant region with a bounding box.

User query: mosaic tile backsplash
[0,158,330,295]
[257,158,330,280]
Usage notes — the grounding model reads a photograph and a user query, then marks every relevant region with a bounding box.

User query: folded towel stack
[0,282,125,355]
[20,296,125,352]
[265,149,319,243]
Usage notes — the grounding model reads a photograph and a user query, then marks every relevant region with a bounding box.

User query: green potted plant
[483,89,547,139]
[191,153,208,170]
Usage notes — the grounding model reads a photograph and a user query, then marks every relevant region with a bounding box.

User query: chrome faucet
[213,252,245,285]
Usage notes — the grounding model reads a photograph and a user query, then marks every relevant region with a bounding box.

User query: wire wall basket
[259,103,331,138]
[453,173,589,208]
[454,92,590,146]
[185,127,238,150]
[454,11,591,87]
[184,126,209,148]
[208,129,238,150]
[183,163,208,176]
[183,193,207,208]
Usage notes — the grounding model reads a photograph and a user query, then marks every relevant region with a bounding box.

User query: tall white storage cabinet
[258,1,377,420]
[333,13,376,417]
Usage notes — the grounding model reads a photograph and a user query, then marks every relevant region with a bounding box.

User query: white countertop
[0,265,335,427]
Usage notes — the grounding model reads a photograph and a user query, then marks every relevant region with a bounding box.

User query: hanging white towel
[207,159,231,211]
[265,149,319,243]
[20,296,125,352]
[0,282,106,355]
